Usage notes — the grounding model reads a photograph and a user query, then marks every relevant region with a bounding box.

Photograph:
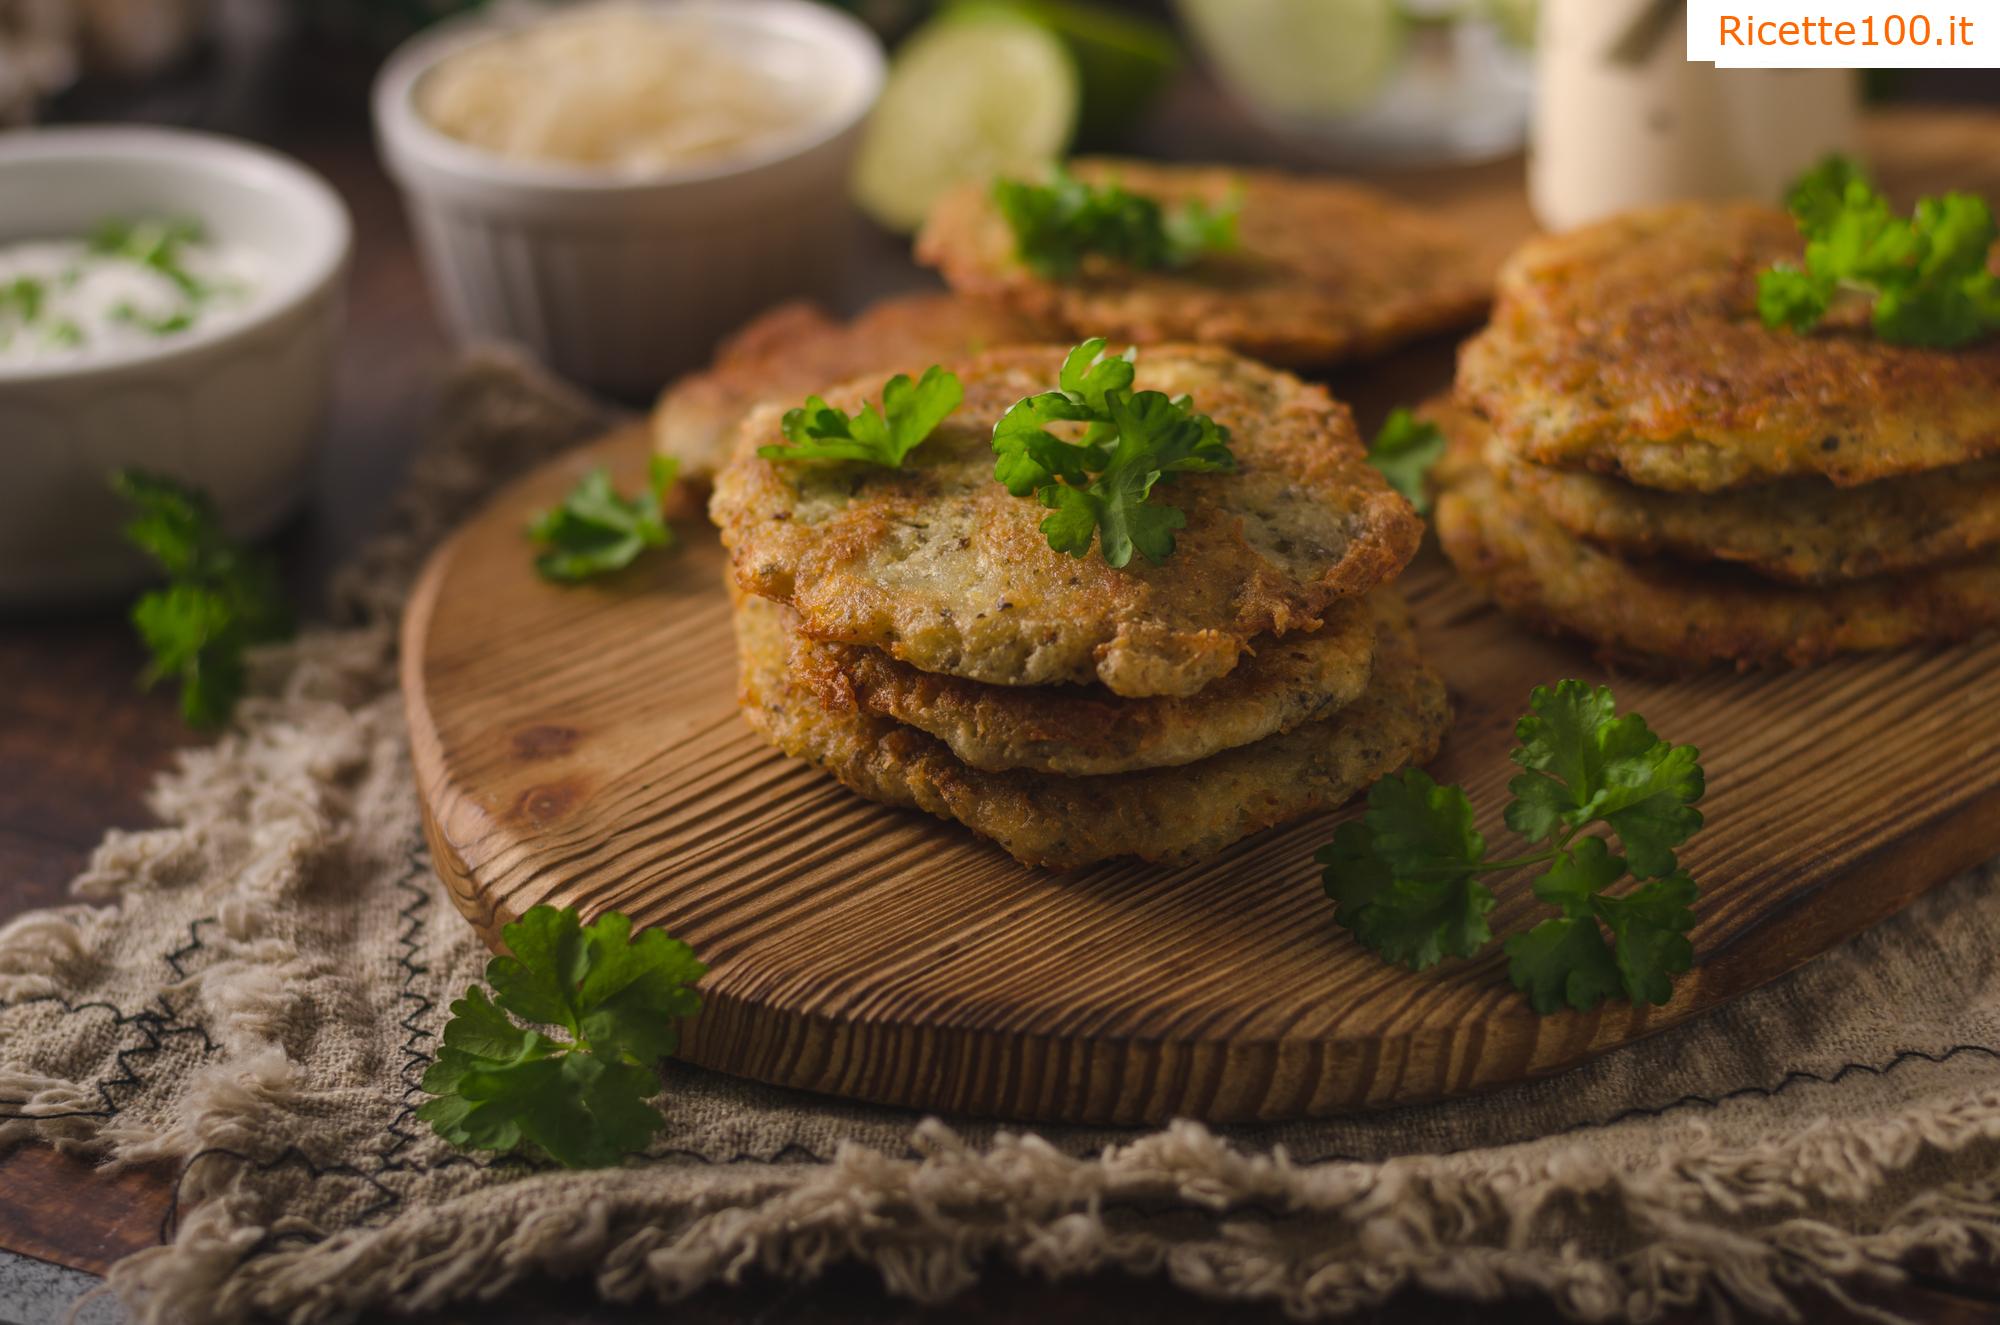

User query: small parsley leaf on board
[527,455,680,583]
[992,339,1235,568]
[1759,154,2000,348]
[1320,681,1705,1015]
[759,364,963,468]
[111,470,293,729]
[993,168,1241,278]
[1316,770,1495,971]
[417,906,706,1170]
[1366,407,1447,513]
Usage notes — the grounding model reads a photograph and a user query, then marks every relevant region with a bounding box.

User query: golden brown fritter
[1431,431,2000,670]
[710,343,1421,699]
[652,292,1059,483]
[1429,399,2000,586]
[734,593,1449,869]
[915,158,1491,370]
[1459,202,2000,493]
[791,594,1378,776]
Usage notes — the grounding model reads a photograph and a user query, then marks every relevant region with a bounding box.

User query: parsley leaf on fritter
[527,456,679,583]
[1320,681,1704,1014]
[418,906,706,1170]
[993,339,1235,568]
[1760,155,2000,348]
[993,167,1240,278]
[759,364,963,468]
[112,470,293,729]
[1366,407,1447,513]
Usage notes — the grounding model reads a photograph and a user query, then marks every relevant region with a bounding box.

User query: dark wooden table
[5,43,2000,1324]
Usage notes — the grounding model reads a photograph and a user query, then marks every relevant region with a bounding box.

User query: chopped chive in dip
[0,216,261,366]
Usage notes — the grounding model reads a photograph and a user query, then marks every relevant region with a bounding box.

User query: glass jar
[1531,0,1860,231]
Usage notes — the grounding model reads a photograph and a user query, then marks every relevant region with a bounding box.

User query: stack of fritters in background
[1432,202,2000,669]
[709,344,1450,869]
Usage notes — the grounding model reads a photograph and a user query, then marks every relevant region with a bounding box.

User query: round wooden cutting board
[402,422,2000,1124]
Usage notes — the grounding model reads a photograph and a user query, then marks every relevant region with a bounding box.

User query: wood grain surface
[401,415,2000,1123]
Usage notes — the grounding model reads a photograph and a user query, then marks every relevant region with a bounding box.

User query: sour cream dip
[0,218,262,367]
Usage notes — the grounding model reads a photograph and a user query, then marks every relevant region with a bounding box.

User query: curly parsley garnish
[993,167,1240,278]
[112,470,293,730]
[1319,681,1704,1014]
[993,338,1235,568]
[1366,407,1446,514]
[759,364,963,468]
[418,906,706,1170]
[527,456,680,583]
[1759,154,2000,349]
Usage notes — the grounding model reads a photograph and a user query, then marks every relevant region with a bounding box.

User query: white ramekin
[373,0,885,400]
[0,125,351,607]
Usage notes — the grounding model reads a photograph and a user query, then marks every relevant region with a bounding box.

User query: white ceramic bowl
[0,126,351,607]
[373,0,885,400]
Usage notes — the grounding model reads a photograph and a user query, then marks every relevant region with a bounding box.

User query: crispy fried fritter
[1459,202,2000,493]
[652,292,1058,483]
[1431,425,2000,669]
[734,593,1449,869]
[791,595,1378,776]
[1429,399,2000,586]
[710,343,1421,699]
[915,158,1491,370]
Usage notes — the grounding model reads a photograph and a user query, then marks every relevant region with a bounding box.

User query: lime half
[952,0,1179,145]
[1175,0,1405,119]
[852,13,1079,234]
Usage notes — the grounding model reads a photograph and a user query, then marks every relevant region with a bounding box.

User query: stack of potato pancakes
[708,344,1450,870]
[665,157,1496,869]
[1431,202,2000,670]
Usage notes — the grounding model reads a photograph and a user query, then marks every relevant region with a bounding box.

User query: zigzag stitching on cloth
[0,992,215,1123]
[1256,1044,2000,1167]
[1563,1042,2000,1135]
[164,917,215,982]
[379,850,442,1170]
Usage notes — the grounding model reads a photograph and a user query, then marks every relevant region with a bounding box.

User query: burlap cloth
[7,352,2000,1324]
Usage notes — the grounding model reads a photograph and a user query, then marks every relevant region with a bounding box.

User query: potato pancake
[1459,202,2000,493]
[791,594,1378,776]
[734,593,1448,869]
[915,158,1490,369]
[1431,399,2000,586]
[1432,439,2000,669]
[710,343,1420,698]
[652,292,1058,483]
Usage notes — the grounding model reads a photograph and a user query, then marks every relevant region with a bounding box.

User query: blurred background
[3,1,1991,155]
[0,0,1991,606]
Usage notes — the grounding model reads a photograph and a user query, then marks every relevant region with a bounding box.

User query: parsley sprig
[112,470,293,729]
[758,364,963,468]
[993,339,1235,568]
[1319,681,1705,1014]
[1366,407,1446,514]
[418,906,706,1169]
[994,168,1240,278]
[1759,155,2000,349]
[527,457,680,583]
